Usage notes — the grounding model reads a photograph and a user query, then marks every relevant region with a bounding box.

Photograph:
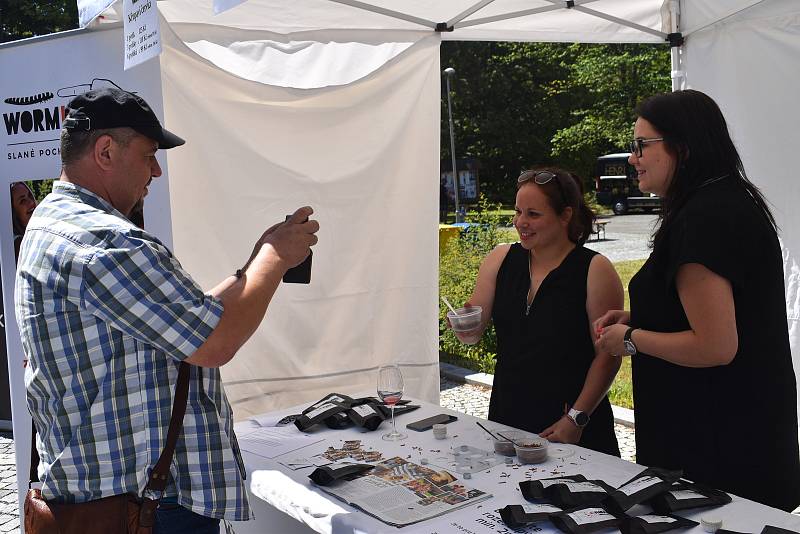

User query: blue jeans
[154,502,220,534]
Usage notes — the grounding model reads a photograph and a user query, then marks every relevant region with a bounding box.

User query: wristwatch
[624,327,638,356]
[567,408,589,428]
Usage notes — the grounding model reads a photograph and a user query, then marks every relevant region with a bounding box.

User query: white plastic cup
[514,437,549,464]
[447,306,483,345]
[447,306,482,332]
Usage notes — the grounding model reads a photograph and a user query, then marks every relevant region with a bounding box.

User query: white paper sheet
[237,426,323,459]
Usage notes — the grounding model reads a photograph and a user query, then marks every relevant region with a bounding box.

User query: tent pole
[669,0,683,91]
[456,0,598,31]
[325,0,436,29]
[446,0,499,28]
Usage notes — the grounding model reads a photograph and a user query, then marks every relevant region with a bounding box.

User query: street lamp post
[443,67,461,223]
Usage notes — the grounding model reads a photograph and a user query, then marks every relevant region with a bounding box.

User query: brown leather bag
[24,362,190,534]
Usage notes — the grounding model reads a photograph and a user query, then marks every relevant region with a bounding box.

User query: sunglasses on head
[518,170,568,205]
[628,137,664,157]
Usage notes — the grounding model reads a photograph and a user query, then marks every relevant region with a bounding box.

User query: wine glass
[377,364,406,441]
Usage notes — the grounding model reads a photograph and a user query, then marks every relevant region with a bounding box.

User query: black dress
[488,243,620,456]
[630,178,800,511]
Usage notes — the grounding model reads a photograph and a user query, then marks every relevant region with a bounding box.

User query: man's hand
[259,206,319,271]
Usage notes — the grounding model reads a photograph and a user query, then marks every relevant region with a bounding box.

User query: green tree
[441,42,575,202]
[441,41,670,203]
[551,44,671,180]
[0,0,78,43]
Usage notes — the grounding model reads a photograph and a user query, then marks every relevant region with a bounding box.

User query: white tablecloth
[230,399,800,534]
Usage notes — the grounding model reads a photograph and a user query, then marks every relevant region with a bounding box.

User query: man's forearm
[186,245,288,367]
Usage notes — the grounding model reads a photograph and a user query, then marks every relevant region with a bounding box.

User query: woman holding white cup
[449,168,623,456]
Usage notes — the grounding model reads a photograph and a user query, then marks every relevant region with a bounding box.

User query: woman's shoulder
[483,242,517,270]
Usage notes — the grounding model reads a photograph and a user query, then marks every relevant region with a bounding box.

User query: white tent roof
[156,0,667,42]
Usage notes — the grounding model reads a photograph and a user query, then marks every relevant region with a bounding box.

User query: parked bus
[594,153,660,215]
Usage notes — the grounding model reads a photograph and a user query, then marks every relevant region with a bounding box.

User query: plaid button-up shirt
[15,182,252,520]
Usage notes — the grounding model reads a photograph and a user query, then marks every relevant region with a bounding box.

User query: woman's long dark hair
[636,90,776,248]
[517,167,594,245]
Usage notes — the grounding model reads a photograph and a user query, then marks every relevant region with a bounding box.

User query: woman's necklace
[525,251,534,316]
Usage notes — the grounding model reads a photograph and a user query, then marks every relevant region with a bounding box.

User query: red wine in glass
[377,365,406,441]
[378,391,402,406]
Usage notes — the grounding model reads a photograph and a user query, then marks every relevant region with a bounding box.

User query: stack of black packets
[499,467,757,534]
[293,392,418,432]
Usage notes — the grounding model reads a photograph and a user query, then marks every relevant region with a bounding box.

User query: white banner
[77,0,116,28]
[0,25,171,521]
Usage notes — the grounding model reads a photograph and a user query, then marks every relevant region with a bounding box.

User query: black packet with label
[309,463,374,486]
[550,506,626,534]
[346,403,386,431]
[646,480,731,514]
[324,411,353,429]
[499,503,563,528]
[294,393,353,431]
[604,467,682,514]
[762,527,800,534]
[520,475,588,502]
[620,514,698,534]
[531,478,616,509]
[283,215,312,283]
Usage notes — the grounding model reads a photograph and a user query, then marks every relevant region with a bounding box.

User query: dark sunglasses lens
[630,140,642,156]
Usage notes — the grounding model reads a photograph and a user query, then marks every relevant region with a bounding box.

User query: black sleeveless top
[630,179,800,511]
[488,243,619,456]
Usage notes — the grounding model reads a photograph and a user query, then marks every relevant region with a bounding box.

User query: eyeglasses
[629,137,664,157]
[518,170,568,205]
[57,78,135,98]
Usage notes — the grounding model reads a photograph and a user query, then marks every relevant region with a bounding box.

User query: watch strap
[624,327,636,343]
[567,408,589,428]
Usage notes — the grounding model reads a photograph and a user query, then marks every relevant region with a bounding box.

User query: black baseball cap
[64,88,185,149]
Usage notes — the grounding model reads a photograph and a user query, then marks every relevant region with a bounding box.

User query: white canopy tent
[71,0,800,430]
[7,0,800,524]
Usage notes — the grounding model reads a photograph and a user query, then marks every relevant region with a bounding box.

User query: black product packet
[520,475,588,502]
[324,411,353,429]
[550,506,625,534]
[347,403,386,431]
[762,528,800,534]
[604,467,682,514]
[295,393,353,431]
[303,393,354,413]
[541,479,616,509]
[620,514,698,534]
[309,463,374,486]
[646,480,731,514]
[499,503,563,528]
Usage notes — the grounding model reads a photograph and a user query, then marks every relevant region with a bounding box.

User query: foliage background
[441,42,671,203]
[0,1,78,43]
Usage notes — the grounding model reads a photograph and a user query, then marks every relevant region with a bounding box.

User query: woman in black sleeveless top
[595,90,800,511]
[451,168,622,456]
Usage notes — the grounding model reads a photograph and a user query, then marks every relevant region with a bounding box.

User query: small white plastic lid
[700,516,723,532]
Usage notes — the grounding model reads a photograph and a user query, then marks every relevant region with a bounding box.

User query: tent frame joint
[565,1,575,8]
[667,32,684,47]
[435,22,455,32]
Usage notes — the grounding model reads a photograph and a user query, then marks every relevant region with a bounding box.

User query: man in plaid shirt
[14,88,319,533]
